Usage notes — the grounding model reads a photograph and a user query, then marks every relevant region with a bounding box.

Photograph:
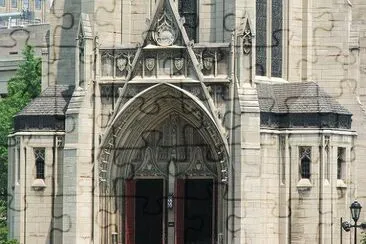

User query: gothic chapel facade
[8,0,366,243]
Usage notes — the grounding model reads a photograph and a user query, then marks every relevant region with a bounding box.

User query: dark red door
[125,180,136,244]
[125,179,164,244]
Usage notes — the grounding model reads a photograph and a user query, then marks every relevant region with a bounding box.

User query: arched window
[256,0,283,77]
[34,148,45,179]
[299,147,311,179]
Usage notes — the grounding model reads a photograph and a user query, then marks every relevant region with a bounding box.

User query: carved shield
[145,58,155,71]
[116,58,127,71]
[174,58,184,71]
[203,57,213,70]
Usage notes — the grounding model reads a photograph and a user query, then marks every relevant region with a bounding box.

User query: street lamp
[341,200,366,243]
[351,201,362,223]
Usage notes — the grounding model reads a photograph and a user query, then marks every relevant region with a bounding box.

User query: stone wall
[7,133,64,244]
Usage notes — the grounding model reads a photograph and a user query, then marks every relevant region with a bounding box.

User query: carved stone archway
[98,83,230,244]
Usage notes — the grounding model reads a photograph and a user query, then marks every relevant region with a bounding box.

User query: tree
[0,45,41,243]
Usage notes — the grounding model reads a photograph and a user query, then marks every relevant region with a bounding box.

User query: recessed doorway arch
[98,83,230,244]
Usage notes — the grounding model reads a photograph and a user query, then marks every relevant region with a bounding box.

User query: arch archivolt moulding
[98,83,229,192]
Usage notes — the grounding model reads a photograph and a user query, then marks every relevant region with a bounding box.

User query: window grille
[299,147,311,179]
[178,0,197,42]
[34,148,45,179]
[256,0,283,77]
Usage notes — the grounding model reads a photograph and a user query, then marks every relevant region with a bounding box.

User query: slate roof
[256,82,352,129]
[17,85,74,116]
[14,85,74,131]
[256,82,351,115]
[13,82,352,131]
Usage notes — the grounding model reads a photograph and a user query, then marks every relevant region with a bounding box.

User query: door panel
[125,178,216,244]
[184,179,214,244]
[125,180,136,244]
[175,179,185,244]
[135,179,164,244]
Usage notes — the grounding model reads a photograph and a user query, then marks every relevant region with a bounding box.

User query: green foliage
[0,45,41,243]
[362,232,366,244]
[7,45,41,99]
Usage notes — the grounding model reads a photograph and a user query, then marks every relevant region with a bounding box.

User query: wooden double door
[125,179,217,244]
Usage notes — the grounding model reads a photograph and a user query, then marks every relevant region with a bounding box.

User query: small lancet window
[178,0,198,42]
[337,147,346,180]
[34,148,45,179]
[324,136,330,180]
[299,147,311,179]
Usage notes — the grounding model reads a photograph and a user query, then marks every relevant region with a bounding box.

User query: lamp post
[341,200,366,243]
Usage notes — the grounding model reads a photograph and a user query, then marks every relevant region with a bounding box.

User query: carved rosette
[152,11,178,46]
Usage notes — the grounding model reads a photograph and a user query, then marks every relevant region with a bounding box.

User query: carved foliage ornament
[242,24,252,55]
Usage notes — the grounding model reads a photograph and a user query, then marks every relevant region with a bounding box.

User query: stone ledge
[336,179,347,189]
[31,179,46,191]
[296,178,312,190]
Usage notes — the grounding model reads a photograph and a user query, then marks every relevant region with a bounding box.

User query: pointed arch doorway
[99,84,229,244]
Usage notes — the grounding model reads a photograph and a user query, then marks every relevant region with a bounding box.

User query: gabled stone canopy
[112,0,205,82]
